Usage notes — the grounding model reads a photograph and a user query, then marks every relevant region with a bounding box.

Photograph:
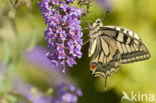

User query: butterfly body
[88,19,151,84]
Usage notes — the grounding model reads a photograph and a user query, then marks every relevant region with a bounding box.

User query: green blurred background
[0,0,156,103]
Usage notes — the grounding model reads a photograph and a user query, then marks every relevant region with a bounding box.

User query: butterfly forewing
[100,26,151,64]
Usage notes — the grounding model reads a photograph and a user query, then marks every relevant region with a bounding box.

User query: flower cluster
[38,0,83,72]
[14,78,82,103]
[53,83,83,103]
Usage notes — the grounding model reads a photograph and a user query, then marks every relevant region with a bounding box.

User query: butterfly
[87,19,151,90]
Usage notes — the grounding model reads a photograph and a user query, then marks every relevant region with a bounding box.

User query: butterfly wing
[90,35,121,77]
[88,38,98,57]
[99,26,151,64]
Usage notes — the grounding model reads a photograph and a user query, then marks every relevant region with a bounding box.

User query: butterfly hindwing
[90,34,121,77]
[99,26,151,64]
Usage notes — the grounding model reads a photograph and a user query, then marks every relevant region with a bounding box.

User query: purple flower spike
[38,0,83,71]
[52,83,82,103]
[13,76,82,103]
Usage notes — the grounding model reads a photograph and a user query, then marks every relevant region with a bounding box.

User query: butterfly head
[89,19,103,36]
[92,19,103,29]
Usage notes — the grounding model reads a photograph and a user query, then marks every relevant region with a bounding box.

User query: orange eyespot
[90,64,96,70]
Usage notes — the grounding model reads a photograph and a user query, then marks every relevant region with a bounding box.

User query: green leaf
[4,63,14,92]
[26,30,38,51]
[0,62,14,93]
[0,76,6,93]
[2,41,11,65]
[0,41,14,93]
[4,94,17,103]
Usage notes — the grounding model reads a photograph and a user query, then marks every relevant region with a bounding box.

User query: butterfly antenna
[81,20,93,23]
[102,8,111,21]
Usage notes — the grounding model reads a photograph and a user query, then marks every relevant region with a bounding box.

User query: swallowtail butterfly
[88,19,151,90]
